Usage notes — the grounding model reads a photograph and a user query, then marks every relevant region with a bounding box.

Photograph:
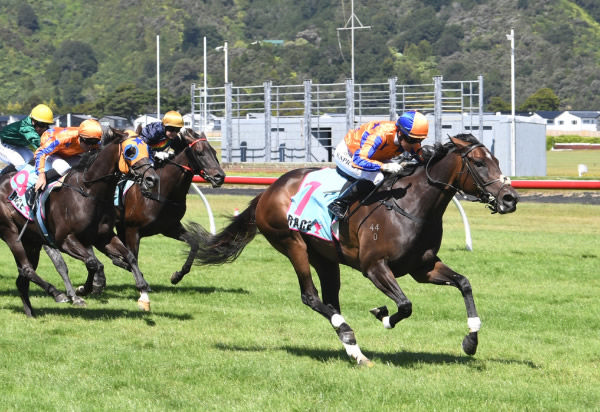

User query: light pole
[506,28,516,176]
[215,41,228,84]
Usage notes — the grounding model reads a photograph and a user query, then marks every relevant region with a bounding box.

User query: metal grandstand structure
[191,76,484,162]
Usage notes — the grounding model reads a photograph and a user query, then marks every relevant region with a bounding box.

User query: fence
[191,76,484,163]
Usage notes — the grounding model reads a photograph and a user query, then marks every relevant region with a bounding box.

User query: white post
[203,36,207,132]
[224,41,228,84]
[506,28,516,176]
[156,35,160,119]
[351,0,355,84]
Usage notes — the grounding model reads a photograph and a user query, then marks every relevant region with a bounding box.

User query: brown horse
[189,133,518,365]
[0,128,159,317]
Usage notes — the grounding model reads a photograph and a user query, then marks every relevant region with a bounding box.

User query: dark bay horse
[111,128,224,285]
[0,129,159,317]
[189,133,518,365]
[45,129,225,294]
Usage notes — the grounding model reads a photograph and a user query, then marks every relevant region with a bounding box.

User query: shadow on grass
[214,342,539,369]
[4,304,193,321]
[0,282,249,300]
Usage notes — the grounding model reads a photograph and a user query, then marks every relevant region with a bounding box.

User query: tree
[17,3,38,32]
[487,96,512,113]
[518,88,560,111]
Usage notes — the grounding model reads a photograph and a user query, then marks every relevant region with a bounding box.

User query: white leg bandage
[468,317,481,332]
[139,292,150,303]
[382,316,392,329]
[331,314,346,328]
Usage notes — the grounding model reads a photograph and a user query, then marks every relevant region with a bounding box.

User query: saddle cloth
[9,164,61,245]
[286,168,347,241]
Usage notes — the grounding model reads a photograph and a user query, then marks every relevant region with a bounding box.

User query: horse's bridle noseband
[426,143,512,212]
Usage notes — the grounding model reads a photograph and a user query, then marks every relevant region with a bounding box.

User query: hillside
[0,0,599,115]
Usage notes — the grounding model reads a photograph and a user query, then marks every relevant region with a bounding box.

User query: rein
[140,137,207,204]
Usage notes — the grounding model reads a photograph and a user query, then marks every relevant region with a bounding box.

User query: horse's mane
[172,128,206,154]
[429,133,481,161]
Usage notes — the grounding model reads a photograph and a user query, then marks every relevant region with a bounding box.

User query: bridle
[426,142,512,213]
[164,137,215,183]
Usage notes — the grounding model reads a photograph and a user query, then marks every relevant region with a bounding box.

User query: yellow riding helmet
[78,119,103,140]
[30,104,54,124]
[124,129,138,137]
[162,111,184,128]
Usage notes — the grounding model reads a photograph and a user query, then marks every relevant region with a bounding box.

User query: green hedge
[546,135,600,150]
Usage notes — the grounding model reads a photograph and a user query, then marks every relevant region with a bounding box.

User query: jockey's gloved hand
[380,163,403,174]
[154,151,170,161]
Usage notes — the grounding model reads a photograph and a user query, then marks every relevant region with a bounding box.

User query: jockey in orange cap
[328,110,429,220]
[34,119,103,191]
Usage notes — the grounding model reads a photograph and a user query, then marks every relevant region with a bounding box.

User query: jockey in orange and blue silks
[33,119,103,191]
[328,111,429,220]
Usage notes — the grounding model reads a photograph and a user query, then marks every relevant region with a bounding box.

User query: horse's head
[111,128,160,191]
[178,129,225,188]
[448,134,518,214]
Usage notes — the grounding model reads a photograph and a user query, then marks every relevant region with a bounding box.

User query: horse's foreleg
[16,270,33,318]
[413,259,480,356]
[365,259,412,329]
[283,237,372,367]
[168,225,197,285]
[99,235,151,311]
[43,245,86,306]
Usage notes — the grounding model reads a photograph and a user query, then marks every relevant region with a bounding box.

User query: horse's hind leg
[412,259,480,356]
[43,245,86,306]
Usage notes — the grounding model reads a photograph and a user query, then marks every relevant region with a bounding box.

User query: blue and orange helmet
[396,111,429,139]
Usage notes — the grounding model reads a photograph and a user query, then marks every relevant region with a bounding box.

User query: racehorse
[188,133,519,366]
[0,128,159,317]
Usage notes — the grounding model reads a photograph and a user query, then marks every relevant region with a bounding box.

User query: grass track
[0,195,598,411]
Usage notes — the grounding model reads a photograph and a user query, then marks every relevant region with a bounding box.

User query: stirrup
[328,200,349,220]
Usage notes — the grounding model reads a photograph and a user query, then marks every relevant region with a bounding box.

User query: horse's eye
[473,160,485,168]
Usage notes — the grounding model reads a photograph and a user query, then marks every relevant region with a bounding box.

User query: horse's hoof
[76,285,91,296]
[71,296,86,307]
[462,331,478,356]
[170,271,183,285]
[54,293,70,303]
[369,306,389,321]
[91,285,105,295]
[357,357,374,368]
[137,299,151,312]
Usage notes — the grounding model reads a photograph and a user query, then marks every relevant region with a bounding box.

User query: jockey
[33,119,103,191]
[328,110,429,220]
[139,110,185,162]
[0,104,54,170]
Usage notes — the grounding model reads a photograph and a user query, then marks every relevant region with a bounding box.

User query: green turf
[0,196,598,411]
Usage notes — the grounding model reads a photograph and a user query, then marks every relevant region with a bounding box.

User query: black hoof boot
[369,306,389,321]
[462,331,478,356]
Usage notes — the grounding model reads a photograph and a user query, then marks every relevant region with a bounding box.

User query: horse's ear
[135,123,142,135]
[450,135,469,148]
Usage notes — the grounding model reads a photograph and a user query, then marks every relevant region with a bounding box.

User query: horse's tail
[188,194,261,265]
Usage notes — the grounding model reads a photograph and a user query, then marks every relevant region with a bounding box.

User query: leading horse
[189,133,518,365]
[0,128,159,317]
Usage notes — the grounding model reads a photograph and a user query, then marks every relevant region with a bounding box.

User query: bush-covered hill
[1,0,599,116]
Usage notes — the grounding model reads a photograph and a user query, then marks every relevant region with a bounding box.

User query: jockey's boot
[44,168,61,185]
[328,179,375,220]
